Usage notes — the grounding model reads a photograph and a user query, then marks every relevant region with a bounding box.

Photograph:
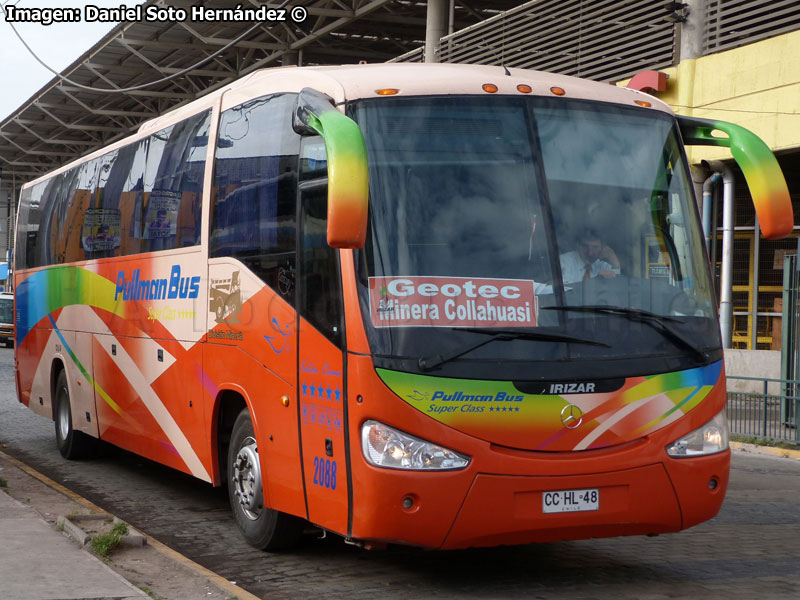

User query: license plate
[542,488,599,513]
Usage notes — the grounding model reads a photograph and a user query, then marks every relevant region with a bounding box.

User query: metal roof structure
[0,0,522,183]
[394,0,677,83]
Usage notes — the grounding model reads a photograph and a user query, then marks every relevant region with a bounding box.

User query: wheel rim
[231,436,263,520]
[57,391,70,441]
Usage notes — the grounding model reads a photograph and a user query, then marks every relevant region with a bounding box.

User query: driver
[560,229,621,284]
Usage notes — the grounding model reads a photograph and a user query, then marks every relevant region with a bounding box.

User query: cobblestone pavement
[1,346,799,599]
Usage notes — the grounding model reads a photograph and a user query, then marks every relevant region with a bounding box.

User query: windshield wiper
[417,328,609,372]
[541,305,708,363]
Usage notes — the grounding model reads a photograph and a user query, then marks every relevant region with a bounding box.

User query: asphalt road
[1,345,799,599]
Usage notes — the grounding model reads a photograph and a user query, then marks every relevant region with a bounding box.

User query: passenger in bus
[559,229,621,284]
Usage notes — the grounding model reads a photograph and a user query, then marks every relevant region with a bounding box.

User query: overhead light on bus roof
[375,88,399,96]
[550,86,566,96]
[517,84,532,94]
[635,100,653,107]
[482,83,499,94]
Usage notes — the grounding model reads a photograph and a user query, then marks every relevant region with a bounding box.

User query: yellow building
[641,31,800,351]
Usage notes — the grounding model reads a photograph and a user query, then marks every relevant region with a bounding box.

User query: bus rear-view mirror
[677,115,793,240]
[293,88,369,249]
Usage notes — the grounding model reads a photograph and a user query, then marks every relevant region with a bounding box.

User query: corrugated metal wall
[704,0,800,54]
[393,0,676,81]
[393,0,800,80]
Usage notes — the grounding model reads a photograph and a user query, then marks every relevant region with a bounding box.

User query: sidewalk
[0,451,258,600]
[0,487,147,600]
[729,440,800,461]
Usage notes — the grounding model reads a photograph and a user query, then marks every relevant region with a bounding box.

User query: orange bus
[14,64,793,550]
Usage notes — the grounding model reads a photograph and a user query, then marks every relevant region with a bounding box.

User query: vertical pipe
[679,0,706,61]
[713,162,736,349]
[425,0,448,63]
[448,0,454,35]
[702,172,721,253]
[751,212,760,350]
[280,52,299,66]
[711,186,719,293]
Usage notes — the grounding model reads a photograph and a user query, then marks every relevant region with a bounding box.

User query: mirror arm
[677,115,793,240]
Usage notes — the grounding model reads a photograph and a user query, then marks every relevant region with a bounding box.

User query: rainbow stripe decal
[47,314,123,416]
[16,266,128,345]
[16,264,210,481]
[678,116,793,240]
[295,87,369,248]
[377,361,722,451]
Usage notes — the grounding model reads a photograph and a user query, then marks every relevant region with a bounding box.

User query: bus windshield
[352,96,721,381]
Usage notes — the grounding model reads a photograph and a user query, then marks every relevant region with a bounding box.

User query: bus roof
[24,63,671,189]
[142,63,672,133]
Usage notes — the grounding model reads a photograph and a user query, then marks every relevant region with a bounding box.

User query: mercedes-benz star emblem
[560,404,584,429]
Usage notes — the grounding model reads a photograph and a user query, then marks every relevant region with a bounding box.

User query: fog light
[708,477,718,490]
[402,496,414,509]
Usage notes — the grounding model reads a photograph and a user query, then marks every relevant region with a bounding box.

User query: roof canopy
[0,0,521,183]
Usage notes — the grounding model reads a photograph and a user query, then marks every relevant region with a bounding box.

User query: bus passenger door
[208,90,307,518]
[297,176,350,534]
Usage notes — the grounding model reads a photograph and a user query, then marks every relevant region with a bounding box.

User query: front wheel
[227,408,303,551]
[54,370,96,459]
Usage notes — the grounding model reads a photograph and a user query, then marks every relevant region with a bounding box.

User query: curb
[730,441,800,461]
[58,513,148,548]
[0,450,261,600]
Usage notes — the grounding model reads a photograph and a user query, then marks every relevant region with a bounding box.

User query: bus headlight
[666,411,729,457]
[361,420,470,470]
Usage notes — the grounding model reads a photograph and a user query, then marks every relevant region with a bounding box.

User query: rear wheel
[54,370,96,459]
[227,408,303,551]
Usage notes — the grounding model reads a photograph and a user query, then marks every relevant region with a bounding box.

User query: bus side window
[298,134,343,347]
[139,111,210,253]
[80,152,121,261]
[210,94,300,305]
[124,139,148,255]
[93,143,140,258]
[19,180,48,268]
[299,179,343,348]
[31,170,77,268]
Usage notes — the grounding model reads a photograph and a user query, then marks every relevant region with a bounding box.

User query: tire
[227,408,303,551]
[54,370,96,459]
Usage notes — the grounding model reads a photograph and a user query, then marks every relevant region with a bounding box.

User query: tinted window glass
[300,180,343,347]
[351,95,720,380]
[77,153,118,261]
[120,139,148,256]
[16,184,37,269]
[18,110,210,269]
[211,94,300,304]
[138,110,210,253]
[27,170,79,268]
